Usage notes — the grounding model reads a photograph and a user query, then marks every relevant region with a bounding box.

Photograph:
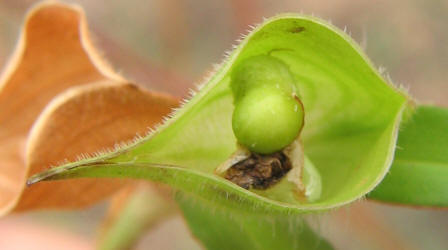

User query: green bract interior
[30,14,409,213]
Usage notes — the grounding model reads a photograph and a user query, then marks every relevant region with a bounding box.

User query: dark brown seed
[224,152,292,190]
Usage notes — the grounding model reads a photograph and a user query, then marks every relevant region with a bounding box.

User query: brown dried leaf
[0,1,178,215]
[19,81,177,211]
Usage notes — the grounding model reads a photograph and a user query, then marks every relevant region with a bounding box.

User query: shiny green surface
[369,105,448,207]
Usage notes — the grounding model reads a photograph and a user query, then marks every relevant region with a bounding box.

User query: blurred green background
[0,1,447,250]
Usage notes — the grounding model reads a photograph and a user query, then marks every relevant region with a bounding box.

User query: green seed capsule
[231,55,304,154]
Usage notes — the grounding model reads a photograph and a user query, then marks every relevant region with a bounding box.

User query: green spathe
[29,14,409,213]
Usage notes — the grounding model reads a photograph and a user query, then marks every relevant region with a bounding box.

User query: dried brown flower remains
[224,152,292,190]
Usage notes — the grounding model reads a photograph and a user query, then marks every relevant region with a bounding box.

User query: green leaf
[176,192,333,250]
[29,14,409,213]
[368,105,448,207]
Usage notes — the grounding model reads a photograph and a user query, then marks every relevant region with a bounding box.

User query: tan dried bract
[0,1,179,215]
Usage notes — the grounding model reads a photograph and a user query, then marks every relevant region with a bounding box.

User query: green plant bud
[231,55,304,154]
[231,55,297,103]
[232,86,304,154]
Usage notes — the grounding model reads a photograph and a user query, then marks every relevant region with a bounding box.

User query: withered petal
[0,1,179,215]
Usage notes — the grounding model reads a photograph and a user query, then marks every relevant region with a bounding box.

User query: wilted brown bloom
[0,1,178,216]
